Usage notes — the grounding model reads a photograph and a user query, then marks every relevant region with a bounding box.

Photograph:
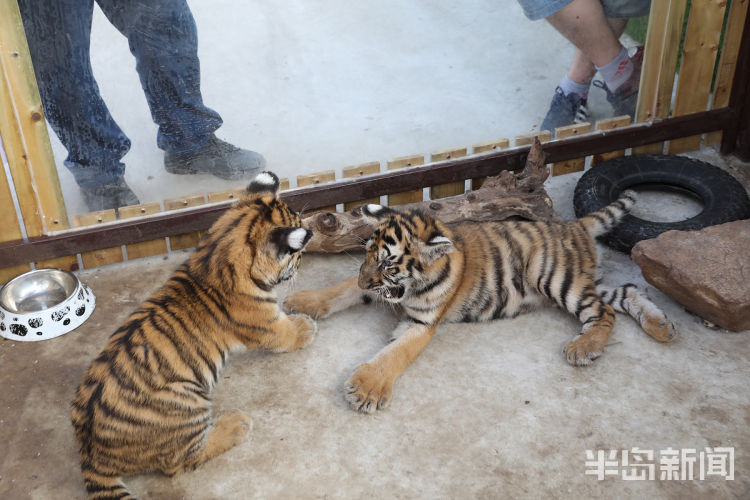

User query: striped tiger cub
[284,190,676,414]
[72,172,316,499]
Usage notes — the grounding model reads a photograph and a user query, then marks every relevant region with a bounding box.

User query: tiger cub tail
[579,189,637,238]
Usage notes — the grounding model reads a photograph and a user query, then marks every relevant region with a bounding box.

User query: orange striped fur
[72,172,316,499]
[285,190,675,413]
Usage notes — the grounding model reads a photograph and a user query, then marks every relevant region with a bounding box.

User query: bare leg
[567,17,630,84]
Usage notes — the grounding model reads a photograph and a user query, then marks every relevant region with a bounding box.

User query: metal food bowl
[0,269,95,342]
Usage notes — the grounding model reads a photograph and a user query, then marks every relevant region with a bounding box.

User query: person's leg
[97,0,265,179]
[17,0,136,192]
[95,0,221,154]
[566,17,628,86]
[541,7,640,132]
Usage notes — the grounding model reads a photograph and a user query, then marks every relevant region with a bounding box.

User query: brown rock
[631,219,750,332]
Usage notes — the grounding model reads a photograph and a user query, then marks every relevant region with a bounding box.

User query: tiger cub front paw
[284,290,332,319]
[345,363,393,414]
[289,313,317,349]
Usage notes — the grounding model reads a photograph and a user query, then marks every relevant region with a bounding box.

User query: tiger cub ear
[361,204,394,224]
[246,171,281,197]
[270,227,313,254]
[419,233,454,263]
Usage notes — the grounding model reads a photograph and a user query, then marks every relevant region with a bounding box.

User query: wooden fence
[1,0,748,283]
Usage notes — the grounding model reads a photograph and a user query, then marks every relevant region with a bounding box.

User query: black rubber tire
[573,154,750,253]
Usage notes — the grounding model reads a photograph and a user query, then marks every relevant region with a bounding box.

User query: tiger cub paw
[563,336,604,366]
[642,315,677,343]
[284,290,332,319]
[345,363,393,414]
[289,313,317,349]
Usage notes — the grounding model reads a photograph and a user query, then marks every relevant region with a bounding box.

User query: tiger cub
[284,190,675,414]
[72,172,316,499]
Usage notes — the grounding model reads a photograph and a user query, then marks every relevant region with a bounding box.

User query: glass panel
[19,1,648,220]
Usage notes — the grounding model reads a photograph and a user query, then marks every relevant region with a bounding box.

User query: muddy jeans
[18,0,223,188]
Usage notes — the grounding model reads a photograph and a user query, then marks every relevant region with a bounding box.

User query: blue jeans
[517,0,651,21]
[18,0,223,188]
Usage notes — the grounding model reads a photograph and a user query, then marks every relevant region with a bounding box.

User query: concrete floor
[2,150,749,499]
[46,0,635,218]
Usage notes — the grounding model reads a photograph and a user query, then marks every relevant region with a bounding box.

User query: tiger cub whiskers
[284,190,676,414]
[71,171,316,500]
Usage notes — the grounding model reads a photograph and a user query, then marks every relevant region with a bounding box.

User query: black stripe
[413,260,451,295]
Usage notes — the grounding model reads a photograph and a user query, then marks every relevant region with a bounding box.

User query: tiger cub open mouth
[382,285,405,300]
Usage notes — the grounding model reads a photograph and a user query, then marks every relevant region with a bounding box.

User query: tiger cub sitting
[71,172,316,500]
[284,190,675,414]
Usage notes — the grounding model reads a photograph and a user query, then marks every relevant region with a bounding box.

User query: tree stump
[303,138,559,253]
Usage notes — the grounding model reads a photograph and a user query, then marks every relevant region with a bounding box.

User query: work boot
[79,177,140,212]
[164,135,266,180]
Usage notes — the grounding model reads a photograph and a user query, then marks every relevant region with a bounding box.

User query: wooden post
[342,161,380,211]
[387,154,424,206]
[429,147,467,200]
[551,123,590,175]
[0,154,29,284]
[0,0,69,236]
[633,0,688,154]
[667,0,728,153]
[297,170,336,213]
[119,203,168,260]
[74,210,124,269]
[706,0,750,146]
[165,194,207,250]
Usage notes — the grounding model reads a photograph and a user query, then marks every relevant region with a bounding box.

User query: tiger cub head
[358,204,455,303]
[195,171,313,292]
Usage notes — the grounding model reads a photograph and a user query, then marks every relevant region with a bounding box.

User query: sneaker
[540,87,590,137]
[593,45,644,118]
[80,177,140,212]
[164,135,266,181]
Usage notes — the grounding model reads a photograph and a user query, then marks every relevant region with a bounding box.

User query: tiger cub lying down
[71,172,316,500]
[284,190,676,414]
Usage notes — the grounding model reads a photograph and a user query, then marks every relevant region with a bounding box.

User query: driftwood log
[303,138,560,253]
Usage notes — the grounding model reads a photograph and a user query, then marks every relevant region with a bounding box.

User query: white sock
[559,74,590,99]
[596,45,633,92]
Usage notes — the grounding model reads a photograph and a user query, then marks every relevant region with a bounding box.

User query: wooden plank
[514,131,551,147]
[429,147,467,200]
[165,194,207,250]
[0,0,69,236]
[119,203,168,260]
[279,177,291,191]
[0,138,31,281]
[34,255,79,272]
[297,170,336,213]
[706,0,750,146]
[387,154,424,206]
[74,210,123,269]
[591,116,632,166]
[207,188,246,204]
[342,161,380,211]
[0,264,32,286]
[667,0,728,153]
[471,139,510,189]
[634,0,689,154]
[551,123,590,176]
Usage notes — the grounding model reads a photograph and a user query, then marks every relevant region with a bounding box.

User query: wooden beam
[0,107,735,268]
